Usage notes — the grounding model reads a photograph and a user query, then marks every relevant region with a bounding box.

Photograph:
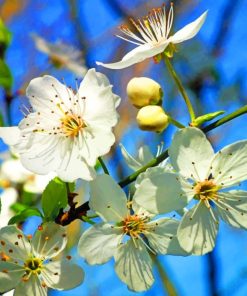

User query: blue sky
[2,0,247,295]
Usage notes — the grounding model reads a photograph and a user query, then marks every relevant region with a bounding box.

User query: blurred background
[0,0,247,295]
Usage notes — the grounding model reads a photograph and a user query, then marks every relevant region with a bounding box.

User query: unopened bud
[136,106,169,132]
[127,77,163,108]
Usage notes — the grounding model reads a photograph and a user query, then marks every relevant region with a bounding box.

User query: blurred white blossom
[32,34,87,77]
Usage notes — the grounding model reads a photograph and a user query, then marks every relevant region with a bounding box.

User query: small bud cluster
[127,77,169,132]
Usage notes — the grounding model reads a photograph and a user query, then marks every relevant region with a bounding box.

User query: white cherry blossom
[0,157,55,194]
[78,174,187,292]
[0,188,17,228]
[0,69,120,182]
[32,34,87,77]
[0,222,84,296]
[166,127,247,255]
[97,5,207,69]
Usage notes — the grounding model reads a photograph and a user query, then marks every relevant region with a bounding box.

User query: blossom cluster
[0,3,246,295]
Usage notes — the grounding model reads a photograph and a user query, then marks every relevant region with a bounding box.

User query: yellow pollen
[60,114,86,138]
[24,258,43,275]
[194,180,219,201]
[122,215,149,238]
[0,179,11,188]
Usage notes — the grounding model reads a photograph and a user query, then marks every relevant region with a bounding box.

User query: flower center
[49,55,66,68]
[60,114,86,138]
[122,215,149,238]
[24,258,43,274]
[194,180,219,201]
[117,4,174,47]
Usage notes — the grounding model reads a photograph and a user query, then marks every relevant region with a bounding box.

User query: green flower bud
[136,105,169,133]
[127,77,163,108]
[191,110,225,127]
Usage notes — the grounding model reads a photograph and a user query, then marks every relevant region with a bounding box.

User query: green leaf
[10,202,28,213]
[41,177,68,221]
[21,190,36,206]
[0,59,13,91]
[8,208,42,225]
[0,19,11,54]
[192,111,225,127]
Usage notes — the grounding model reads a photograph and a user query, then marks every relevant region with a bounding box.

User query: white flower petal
[26,75,74,112]
[23,173,56,194]
[0,127,21,146]
[96,42,169,70]
[169,11,208,44]
[42,260,84,290]
[89,174,128,222]
[14,275,47,296]
[169,127,214,181]
[137,145,154,164]
[1,159,32,183]
[78,223,122,265]
[114,239,154,292]
[32,222,67,259]
[214,191,247,229]
[135,166,173,189]
[79,68,120,126]
[3,290,14,296]
[56,142,96,182]
[0,188,18,228]
[0,226,31,261]
[0,262,24,293]
[79,68,120,107]
[177,202,219,255]
[119,143,143,171]
[145,218,187,255]
[19,136,62,175]
[120,144,154,172]
[81,127,115,167]
[133,172,191,214]
[210,140,247,188]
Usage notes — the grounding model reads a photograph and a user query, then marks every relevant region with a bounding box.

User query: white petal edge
[78,223,122,265]
[145,218,188,256]
[170,11,208,44]
[177,201,219,255]
[214,191,247,229]
[96,42,169,70]
[89,174,128,222]
[133,172,192,214]
[0,226,31,261]
[32,222,67,259]
[119,143,142,171]
[169,127,214,181]
[0,127,21,146]
[14,275,47,296]
[0,262,24,293]
[42,260,84,290]
[114,239,154,292]
[210,140,247,188]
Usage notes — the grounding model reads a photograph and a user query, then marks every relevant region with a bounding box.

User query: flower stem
[119,105,247,187]
[164,56,196,122]
[98,157,110,175]
[56,105,247,225]
[152,255,178,296]
[203,104,247,132]
[167,114,185,129]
